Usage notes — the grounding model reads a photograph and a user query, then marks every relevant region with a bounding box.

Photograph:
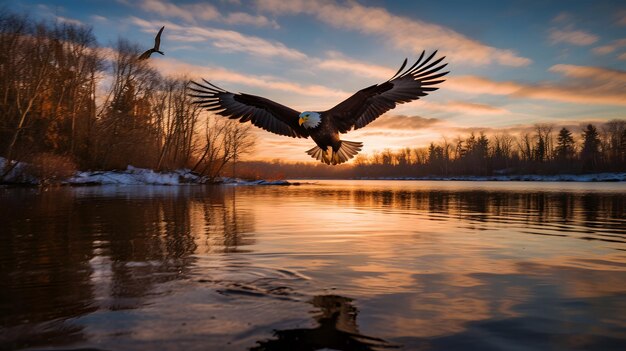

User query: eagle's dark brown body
[310,113,341,151]
[189,51,449,165]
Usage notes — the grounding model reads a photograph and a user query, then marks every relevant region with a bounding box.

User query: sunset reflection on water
[1,181,625,350]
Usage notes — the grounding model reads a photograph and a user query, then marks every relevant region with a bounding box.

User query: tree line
[236,121,626,179]
[0,10,254,182]
[353,122,625,178]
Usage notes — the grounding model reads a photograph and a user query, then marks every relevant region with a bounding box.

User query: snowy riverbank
[66,167,291,186]
[2,157,625,185]
[0,158,291,186]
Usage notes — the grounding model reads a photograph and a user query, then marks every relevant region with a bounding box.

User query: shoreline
[2,158,625,186]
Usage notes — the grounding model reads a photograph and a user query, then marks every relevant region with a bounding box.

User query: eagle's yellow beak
[299,117,305,126]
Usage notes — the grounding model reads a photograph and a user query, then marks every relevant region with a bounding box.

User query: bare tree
[225,122,255,178]
[3,21,52,166]
[94,39,160,169]
[192,117,255,180]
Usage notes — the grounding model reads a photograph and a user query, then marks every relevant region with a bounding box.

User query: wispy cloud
[446,64,626,106]
[91,15,108,23]
[55,16,85,26]
[548,13,598,46]
[368,115,441,130]
[316,51,395,79]
[255,0,531,67]
[137,0,219,22]
[445,101,509,115]
[549,28,598,46]
[150,57,348,99]
[131,16,442,81]
[593,38,626,55]
[401,100,511,117]
[133,0,278,28]
[550,64,626,84]
[130,17,303,60]
[619,52,626,60]
[552,12,573,24]
[223,12,280,29]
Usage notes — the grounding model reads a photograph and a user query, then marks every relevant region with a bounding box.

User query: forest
[1,10,624,183]
[0,11,254,183]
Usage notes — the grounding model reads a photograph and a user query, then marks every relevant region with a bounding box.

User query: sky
[8,0,626,162]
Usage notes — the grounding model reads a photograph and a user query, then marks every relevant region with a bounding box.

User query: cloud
[549,28,598,46]
[445,118,617,139]
[131,16,449,81]
[593,38,626,55]
[446,76,520,95]
[445,101,509,115]
[255,0,531,67]
[316,51,395,79]
[91,15,108,23]
[137,0,219,22]
[223,12,280,29]
[446,65,626,106]
[549,13,598,46]
[549,64,626,84]
[132,0,279,28]
[367,115,441,130]
[55,16,85,26]
[130,17,304,60]
[619,52,626,60]
[552,12,573,24]
[150,57,349,99]
[401,100,511,117]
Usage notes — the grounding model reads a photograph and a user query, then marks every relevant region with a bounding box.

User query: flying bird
[138,26,165,60]
[189,51,448,165]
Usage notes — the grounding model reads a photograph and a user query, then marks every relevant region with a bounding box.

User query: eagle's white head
[299,111,321,129]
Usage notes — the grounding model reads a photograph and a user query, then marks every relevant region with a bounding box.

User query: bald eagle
[189,51,448,165]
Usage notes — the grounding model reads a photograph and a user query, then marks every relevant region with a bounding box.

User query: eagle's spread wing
[327,51,449,133]
[188,80,308,138]
[154,26,164,51]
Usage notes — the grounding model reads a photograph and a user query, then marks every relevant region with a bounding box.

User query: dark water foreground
[1,180,625,351]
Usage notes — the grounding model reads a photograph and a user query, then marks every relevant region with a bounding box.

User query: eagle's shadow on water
[250,294,399,351]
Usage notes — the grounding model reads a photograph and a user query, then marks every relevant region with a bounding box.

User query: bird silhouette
[138,26,165,60]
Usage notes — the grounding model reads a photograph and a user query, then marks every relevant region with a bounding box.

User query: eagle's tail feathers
[305,140,362,165]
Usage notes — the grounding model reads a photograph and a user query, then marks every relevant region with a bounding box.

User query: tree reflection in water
[1,183,625,350]
[251,295,398,351]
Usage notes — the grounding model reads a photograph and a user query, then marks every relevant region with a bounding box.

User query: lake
[1,180,625,350]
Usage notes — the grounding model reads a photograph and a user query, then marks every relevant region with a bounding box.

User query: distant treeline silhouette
[0,10,253,182]
[236,121,626,179]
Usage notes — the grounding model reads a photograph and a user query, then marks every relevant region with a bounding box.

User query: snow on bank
[2,157,625,185]
[66,166,197,185]
[66,167,292,185]
[0,157,292,186]
[0,158,38,184]
[358,173,626,182]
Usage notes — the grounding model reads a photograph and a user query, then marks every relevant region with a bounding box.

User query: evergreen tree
[581,124,601,171]
[535,137,546,162]
[621,129,626,163]
[555,127,575,160]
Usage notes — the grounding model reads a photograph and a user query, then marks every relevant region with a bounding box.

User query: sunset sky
[12,0,626,162]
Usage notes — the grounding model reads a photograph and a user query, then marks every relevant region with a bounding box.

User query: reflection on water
[251,295,398,350]
[0,181,625,350]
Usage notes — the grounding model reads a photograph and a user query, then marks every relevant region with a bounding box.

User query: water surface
[1,180,625,350]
